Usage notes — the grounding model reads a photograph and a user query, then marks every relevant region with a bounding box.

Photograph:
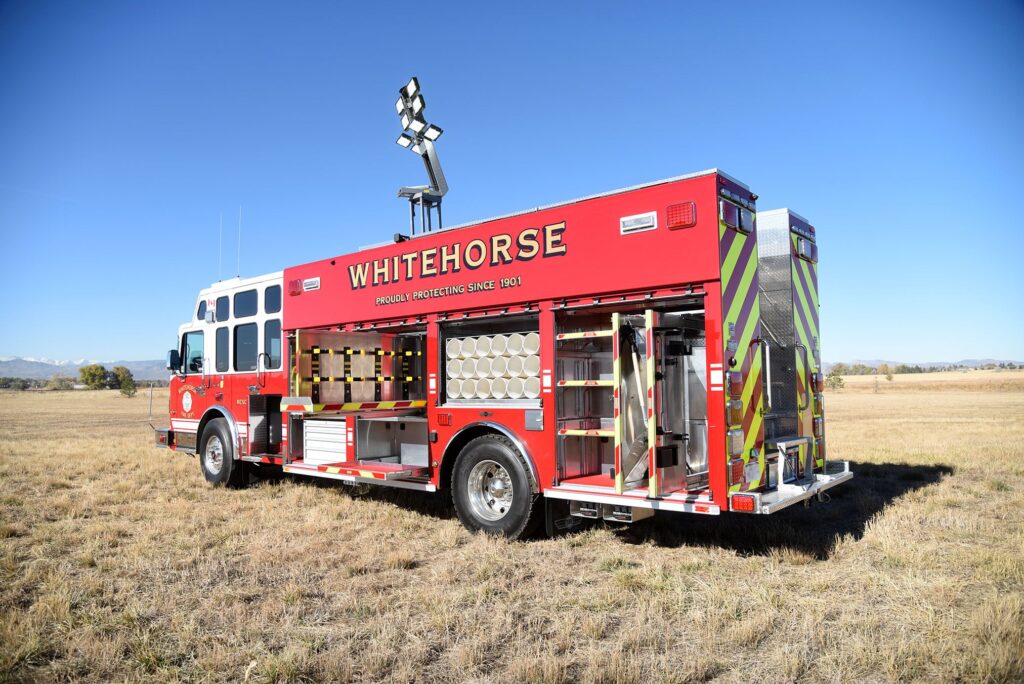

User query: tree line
[78,364,137,396]
[0,367,169,394]
[826,362,1019,376]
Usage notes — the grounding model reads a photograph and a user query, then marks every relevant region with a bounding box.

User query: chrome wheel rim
[204,435,224,475]
[467,459,513,522]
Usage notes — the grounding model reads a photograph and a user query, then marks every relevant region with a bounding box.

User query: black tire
[199,418,247,488]
[451,434,541,539]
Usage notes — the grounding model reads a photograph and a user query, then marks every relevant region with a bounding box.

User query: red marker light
[731,494,756,512]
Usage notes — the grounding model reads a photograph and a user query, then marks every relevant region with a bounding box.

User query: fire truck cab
[161,272,288,486]
[157,169,851,537]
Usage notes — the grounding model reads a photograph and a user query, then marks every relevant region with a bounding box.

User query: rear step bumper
[544,485,721,516]
[732,461,853,514]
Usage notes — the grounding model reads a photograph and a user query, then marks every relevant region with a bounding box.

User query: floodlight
[401,77,420,99]
[393,75,448,236]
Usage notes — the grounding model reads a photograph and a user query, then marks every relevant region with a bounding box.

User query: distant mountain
[0,357,167,381]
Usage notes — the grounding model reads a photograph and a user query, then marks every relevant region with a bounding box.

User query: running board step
[285,461,428,480]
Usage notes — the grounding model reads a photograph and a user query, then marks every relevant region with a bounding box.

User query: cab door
[169,328,210,452]
[232,285,286,456]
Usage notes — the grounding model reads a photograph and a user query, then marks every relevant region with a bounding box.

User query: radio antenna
[218,212,223,281]
[236,205,242,277]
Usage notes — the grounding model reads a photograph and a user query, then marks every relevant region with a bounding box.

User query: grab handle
[796,343,810,411]
[750,338,772,412]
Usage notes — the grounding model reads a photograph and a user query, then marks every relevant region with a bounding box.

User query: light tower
[394,76,447,239]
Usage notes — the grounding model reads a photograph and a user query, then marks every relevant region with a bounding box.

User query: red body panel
[283,174,721,330]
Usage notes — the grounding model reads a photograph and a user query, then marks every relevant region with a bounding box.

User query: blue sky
[1,1,1022,363]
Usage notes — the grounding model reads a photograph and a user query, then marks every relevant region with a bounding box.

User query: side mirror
[166,349,181,372]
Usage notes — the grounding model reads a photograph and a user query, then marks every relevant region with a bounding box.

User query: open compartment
[554,297,709,495]
[440,313,541,406]
[286,322,430,475]
[293,325,427,405]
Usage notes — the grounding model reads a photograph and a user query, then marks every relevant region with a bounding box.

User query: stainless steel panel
[757,210,799,437]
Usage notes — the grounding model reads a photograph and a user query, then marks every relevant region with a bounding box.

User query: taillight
[739,208,754,233]
[813,417,824,440]
[813,393,824,415]
[813,372,825,393]
[727,429,744,458]
[719,200,739,229]
[796,237,818,263]
[727,399,743,426]
[816,439,826,461]
[731,494,756,512]
[728,371,743,398]
[729,458,744,484]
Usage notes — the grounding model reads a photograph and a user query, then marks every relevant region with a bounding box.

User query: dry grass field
[1,370,1022,682]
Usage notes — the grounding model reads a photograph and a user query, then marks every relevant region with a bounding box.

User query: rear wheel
[452,434,540,538]
[199,418,247,488]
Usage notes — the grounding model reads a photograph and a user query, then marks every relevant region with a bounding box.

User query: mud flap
[544,497,588,537]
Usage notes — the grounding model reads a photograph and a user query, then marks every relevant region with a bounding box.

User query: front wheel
[452,434,540,538]
[199,418,247,488]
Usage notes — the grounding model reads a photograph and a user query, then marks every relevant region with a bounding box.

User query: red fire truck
[157,169,851,537]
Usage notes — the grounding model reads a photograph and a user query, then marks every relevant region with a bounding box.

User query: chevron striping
[721,231,748,288]
[724,251,759,327]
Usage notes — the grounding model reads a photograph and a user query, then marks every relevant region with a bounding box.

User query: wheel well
[440,424,539,494]
[197,409,235,457]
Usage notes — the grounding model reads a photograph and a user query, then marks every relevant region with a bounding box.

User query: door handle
[256,352,270,389]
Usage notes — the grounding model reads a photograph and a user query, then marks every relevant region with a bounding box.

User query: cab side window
[265,285,281,314]
[215,327,229,372]
[216,296,230,322]
[264,319,282,369]
[197,301,207,321]
[234,289,258,318]
[182,331,204,374]
[234,323,258,371]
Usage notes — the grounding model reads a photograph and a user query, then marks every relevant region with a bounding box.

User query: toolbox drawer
[303,418,347,465]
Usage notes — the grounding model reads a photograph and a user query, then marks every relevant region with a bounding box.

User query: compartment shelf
[556,330,615,341]
[559,428,614,437]
[558,417,614,437]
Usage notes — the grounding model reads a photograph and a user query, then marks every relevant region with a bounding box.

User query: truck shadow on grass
[616,461,954,559]
[276,461,952,559]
